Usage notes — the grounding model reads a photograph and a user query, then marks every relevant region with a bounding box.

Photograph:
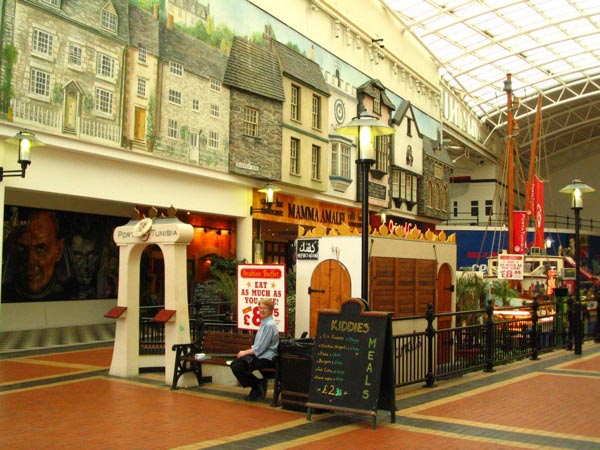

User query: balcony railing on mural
[11,99,60,129]
[444,212,600,232]
[80,118,121,144]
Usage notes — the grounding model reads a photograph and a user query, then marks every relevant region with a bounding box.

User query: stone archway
[109,213,194,386]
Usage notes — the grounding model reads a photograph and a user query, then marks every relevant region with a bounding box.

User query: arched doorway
[436,263,454,365]
[308,259,351,338]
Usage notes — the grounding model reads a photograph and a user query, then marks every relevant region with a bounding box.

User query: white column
[236,216,253,263]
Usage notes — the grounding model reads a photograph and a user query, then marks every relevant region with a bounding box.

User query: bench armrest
[172,342,201,358]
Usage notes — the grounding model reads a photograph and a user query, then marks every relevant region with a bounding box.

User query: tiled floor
[0,324,115,354]
[1,329,600,449]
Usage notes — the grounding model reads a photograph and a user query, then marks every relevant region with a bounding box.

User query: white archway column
[236,216,253,263]
[111,216,194,385]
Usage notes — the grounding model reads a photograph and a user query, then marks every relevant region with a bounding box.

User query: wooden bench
[171,329,281,406]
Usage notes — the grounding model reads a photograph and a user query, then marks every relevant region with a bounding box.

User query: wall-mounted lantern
[2,131,44,181]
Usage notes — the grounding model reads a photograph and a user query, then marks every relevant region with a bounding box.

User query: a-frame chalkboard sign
[306,298,396,429]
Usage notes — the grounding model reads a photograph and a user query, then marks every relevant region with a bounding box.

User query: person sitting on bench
[230,298,279,401]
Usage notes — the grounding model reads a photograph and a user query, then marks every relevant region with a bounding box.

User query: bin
[279,338,314,412]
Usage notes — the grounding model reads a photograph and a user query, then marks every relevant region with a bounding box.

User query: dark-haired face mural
[2,206,126,302]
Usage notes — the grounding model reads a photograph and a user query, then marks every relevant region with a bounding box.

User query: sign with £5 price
[236,264,286,333]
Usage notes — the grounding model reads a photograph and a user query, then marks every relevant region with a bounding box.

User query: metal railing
[444,212,600,232]
[392,296,597,388]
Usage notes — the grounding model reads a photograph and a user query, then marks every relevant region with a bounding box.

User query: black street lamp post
[336,112,394,304]
[560,179,595,355]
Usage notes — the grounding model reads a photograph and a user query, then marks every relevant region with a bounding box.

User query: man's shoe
[258,379,268,399]
[244,388,260,401]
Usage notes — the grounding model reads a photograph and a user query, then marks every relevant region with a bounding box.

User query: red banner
[513,211,527,254]
[534,176,545,248]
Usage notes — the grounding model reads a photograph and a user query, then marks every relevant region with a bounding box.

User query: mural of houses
[269,37,330,193]
[224,36,284,182]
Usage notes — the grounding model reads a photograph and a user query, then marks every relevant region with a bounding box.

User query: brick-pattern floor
[1,337,599,449]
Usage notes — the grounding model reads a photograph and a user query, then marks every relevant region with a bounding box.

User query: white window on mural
[68,43,82,67]
[96,52,115,79]
[192,99,200,111]
[101,8,117,33]
[210,78,222,93]
[169,61,183,76]
[95,87,113,114]
[373,90,381,115]
[168,119,178,139]
[290,137,300,175]
[312,145,321,181]
[243,107,259,137]
[137,77,146,97]
[330,142,351,179]
[138,45,147,63]
[32,29,54,57]
[312,94,321,129]
[375,135,390,173]
[168,89,182,105]
[291,84,300,121]
[391,170,400,198]
[29,68,51,97]
[41,0,60,7]
[210,103,220,118]
[208,131,219,149]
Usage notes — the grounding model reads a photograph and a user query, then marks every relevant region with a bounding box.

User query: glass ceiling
[383,0,600,121]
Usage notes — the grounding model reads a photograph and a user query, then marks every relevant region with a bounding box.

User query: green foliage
[491,280,520,307]
[0,44,18,113]
[286,270,296,337]
[146,94,155,146]
[456,272,486,325]
[83,95,94,113]
[52,84,64,106]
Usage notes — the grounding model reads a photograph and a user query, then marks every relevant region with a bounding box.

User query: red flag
[513,211,527,254]
[534,176,545,248]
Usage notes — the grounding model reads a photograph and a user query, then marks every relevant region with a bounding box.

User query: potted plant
[490,280,520,307]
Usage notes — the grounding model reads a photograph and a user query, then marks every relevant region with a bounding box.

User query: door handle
[308,287,326,294]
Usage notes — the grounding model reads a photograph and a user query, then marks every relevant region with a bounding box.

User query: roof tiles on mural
[270,39,330,97]
[224,37,285,102]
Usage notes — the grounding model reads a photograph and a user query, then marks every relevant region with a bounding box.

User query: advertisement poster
[236,264,286,333]
[497,254,525,280]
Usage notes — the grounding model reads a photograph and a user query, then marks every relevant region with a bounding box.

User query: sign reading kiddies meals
[236,264,286,333]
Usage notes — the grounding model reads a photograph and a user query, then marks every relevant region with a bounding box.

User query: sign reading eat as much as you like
[236,264,286,333]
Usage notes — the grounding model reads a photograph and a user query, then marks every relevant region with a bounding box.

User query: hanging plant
[52,84,64,106]
[0,44,18,113]
[146,94,155,149]
[83,94,94,113]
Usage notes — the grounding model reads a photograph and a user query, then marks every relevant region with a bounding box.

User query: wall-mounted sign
[235,162,259,171]
[497,254,524,280]
[297,239,319,260]
[236,264,286,333]
[368,182,387,200]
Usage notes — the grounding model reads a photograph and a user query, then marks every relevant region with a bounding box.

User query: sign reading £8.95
[497,254,525,280]
[236,264,286,333]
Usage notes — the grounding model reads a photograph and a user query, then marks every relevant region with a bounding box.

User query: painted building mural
[2,206,125,302]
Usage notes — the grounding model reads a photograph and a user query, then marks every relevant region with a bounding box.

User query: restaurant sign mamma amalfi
[252,191,362,229]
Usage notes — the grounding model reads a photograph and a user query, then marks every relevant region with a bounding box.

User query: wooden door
[308,259,351,338]
[436,263,453,365]
[134,107,146,140]
[64,92,77,130]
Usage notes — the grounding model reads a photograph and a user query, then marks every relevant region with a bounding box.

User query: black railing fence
[392,296,598,388]
[444,212,600,232]
[138,297,599,390]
